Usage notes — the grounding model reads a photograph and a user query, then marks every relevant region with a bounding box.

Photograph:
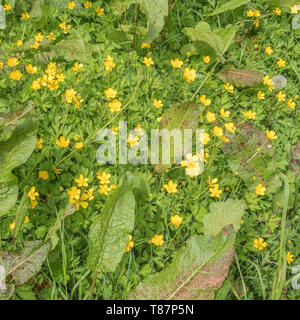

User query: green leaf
[86,172,136,273]
[203,199,245,237]
[223,123,281,193]
[128,226,236,300]
[268,0,300,7]
[45,204,77,250]
[0,241,51,286]
[207,0,251,17]
[217,65,264,87]
[0,116,37,217]
[215,24,240,54]
[185,22,225,63]
[152,101,199,173]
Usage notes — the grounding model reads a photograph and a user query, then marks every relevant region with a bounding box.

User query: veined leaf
[207,0,251,17]
[128,225,235,300]
[86,172,136,273]
[217,65,263,87]
[0,116,37,217]
[185,22,225,63]
[151,101,199,173]
[0,240,51,286]
[223,123,281,193]
[203,199,245,237]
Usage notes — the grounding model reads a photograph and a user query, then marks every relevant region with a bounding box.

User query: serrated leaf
[185,22,225,63]
[217,65,263,87]
[207,0,251,17]
[152,101,199,173]
[223,123,281,193]
[86,172,135,273]
[128,226,235,300]
[45,205,77,250]
[0,241,51,286]
[203,199,245,237]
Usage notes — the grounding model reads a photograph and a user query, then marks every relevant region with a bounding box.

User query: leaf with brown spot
[128,225,236,300]
[223,122,281,193]
[217,65,263,88]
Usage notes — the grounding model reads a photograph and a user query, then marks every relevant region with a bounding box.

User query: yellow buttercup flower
[4,4,12,11]
[75,141,84,150]
[108,99,122,112]
[253,9,261,18]
[0,62,4,70]
[290,5,299,14]
[287,99,296,109]
[35,138,43,149]
[97,172,111,185]
[257,91,265,100]
[21,12,30,20]
[143,57,154,67]
[68,1,76,10]
[7,57,19,67]
[273,8,281,15]
[266,129,278,141]
[104,88,117,99]
[141,43,150,49]
[253,238,267,250]
[209,184,222,198]
[68,186,81,200]
[46,32,57,40]
[265,46,273,55]
[28,186,39,201]
[75,174,89,187]
[10,70,22,80]
[10,222,15,230]
[96,7,104,16]
[126,134,140,147]
[39,171,49,180]
[253,20,259,27]
[25,64,38,74]
[255,184,266,196]
[263,75,273,87]
[224,122,236,134]
[125,235,134,252]
[153,99,163,108]
[16,40,23,47]
[84,1,92,9]
[286,251,294,264]
[72,62,84,72]
[198,132,211,145]
[224,82,234,93]
[220,107,230,118]
[277,59,286,68]
[246,10,254,17]
[183,67,196,82]
[56,136,70,148]
[199,94,211,106]
[276,91,286,102]
[104,55,115,71]
[30,42,40,50]
[171,214,183,227]
[170,58,184,69]
[163,180,177,194]
[242,110,256,120]
[34,33,44,42]
[213,126,224,138]
[203,56,210,63]
[151,234,164,246]
[205,111,216,123]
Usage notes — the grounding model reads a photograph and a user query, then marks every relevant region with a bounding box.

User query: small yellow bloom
[28,186,39,201]
[220,107,230,118]
[25,64,37,74]
[209,184,222,198]
[205,111,216,123]
[141,43,151,48]
[104,88,117,99]
[273,8,281,15]
[21,12,30,20]
[170,58,184,69]
[34,33,44,42]
[68,1,76,10]
[257,91,265,100]
[242,110,256,120]
[7,57,19,67]
[10,70,22,80]
[224,122,236,134]
[104,55,115,71]
[246,10,254,17]
[171,214,183,227]
[16,40,23,47]
[287,98,296,109]
[108,99,122,113]
[84,1,92,9]
[255,184,266,196]
[75,174,89,187]
[96,7,104,16]
[68,186,81,200]
[265,46,273,55]
[253,238,267,250]
[286,251,294,264]
[224,82,234,93]
[290,5,299,14]
[97,172,111,185]
[198,132,211,145]
[46,32,57,40]
[153,99,163,108]
[126,134,139,147]
[203,56,210,64]
[253,20,259,27]
[39,171,49,180]
[75,141,84,150]
[35,138,43,149]
[72,62,84,72]
[24,216,30,223]
[151,234,164,246]
[30,42,40,50]
[10,222,15,230]
[163,180,178,194]
[143,57,154,67]
[263,75,273,87]
[183,67,196,82]
[5,4,12,11]
[213,126,224,138]
[199,94,211,106]
[125,235,134,252]
[56,136,70,148]
[277,59,286,68]
[253,9,261,18]
[266,129,278,141]
[276,91,286,102]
